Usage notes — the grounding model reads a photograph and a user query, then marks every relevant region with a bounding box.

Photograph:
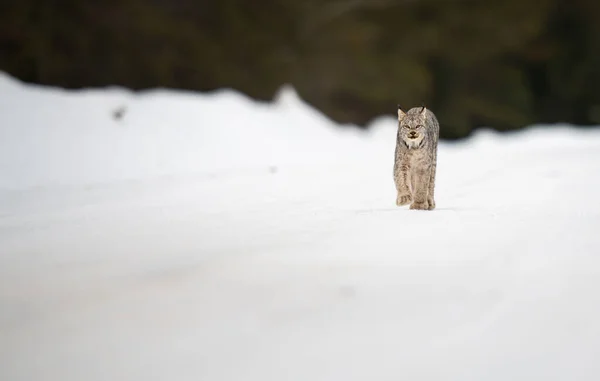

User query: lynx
[393,105,439,210]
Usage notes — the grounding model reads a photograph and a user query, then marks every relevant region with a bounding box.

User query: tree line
[2,0,600,139]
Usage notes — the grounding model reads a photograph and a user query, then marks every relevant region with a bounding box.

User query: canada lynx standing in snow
[394,105,439,210]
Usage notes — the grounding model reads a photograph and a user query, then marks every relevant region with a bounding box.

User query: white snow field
[1,71,600,381]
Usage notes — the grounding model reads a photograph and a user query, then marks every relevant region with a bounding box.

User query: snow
[1,71,600,381]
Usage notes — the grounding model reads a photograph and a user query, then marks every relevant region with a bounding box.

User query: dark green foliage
[1,0,599,139]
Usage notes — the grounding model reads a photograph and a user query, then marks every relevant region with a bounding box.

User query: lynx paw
[396,193,412,206]
[410,201,429,210]
[426,198,436,210]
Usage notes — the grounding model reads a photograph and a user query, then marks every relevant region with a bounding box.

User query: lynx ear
[420,106,427,116]
[397,104,406,120]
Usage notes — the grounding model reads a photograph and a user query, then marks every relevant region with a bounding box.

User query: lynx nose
[409,131,417,138]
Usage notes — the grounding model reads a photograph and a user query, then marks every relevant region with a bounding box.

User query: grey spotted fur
[393,105,439,210]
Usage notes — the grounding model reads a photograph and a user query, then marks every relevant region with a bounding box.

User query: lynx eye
[416,125,423,129]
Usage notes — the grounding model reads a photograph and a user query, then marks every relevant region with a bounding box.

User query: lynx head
[398,105,428,148]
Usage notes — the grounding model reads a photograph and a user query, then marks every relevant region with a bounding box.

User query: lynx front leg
[410,168,431,210]
[394,162,412,206]
[426,162,437,210]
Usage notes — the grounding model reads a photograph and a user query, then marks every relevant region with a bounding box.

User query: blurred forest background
[2,0,600,139]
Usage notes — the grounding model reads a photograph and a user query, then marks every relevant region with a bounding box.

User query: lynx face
[398,107,428,149]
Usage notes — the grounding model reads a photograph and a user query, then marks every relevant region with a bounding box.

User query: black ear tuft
[397,104,401,110]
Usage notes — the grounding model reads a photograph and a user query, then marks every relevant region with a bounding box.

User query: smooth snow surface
[1,72,600,381]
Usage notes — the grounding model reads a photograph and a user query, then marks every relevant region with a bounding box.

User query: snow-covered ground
[1,71,600,381]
